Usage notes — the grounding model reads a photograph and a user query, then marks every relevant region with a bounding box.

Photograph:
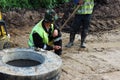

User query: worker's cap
[44,9,58,23]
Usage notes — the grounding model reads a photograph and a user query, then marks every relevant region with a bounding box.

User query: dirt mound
[2,0,120,33]
[58,0,120,33]
[93,0,120,19]
[91,0,120,32]
[3,9,44,28]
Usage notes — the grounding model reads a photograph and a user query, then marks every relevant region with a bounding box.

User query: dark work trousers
[70,14,92,44]
[53,30,62,55]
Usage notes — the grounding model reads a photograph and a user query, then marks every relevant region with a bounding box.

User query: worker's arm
[53,24,61,37]
[49,24,61,40]
[33,33,53,50]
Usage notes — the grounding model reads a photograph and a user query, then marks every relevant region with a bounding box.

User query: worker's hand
[53,45,61,50]
[78,0,83,5]
[53,29,58,37]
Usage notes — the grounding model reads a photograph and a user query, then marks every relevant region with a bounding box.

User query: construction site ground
[9,24,120,80]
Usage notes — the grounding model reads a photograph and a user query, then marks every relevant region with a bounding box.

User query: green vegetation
[0,0,71,10]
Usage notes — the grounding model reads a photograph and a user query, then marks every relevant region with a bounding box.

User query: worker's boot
[65,33,75,48]
[80,40,86,48]
[80,32,87,48]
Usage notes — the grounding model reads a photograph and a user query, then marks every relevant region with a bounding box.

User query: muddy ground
[61,27,120,80]
[7,21,120,80]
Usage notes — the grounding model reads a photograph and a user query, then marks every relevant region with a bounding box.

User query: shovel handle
[60,5,81,30]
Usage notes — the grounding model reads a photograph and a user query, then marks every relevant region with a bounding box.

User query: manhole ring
[0,48,62,80]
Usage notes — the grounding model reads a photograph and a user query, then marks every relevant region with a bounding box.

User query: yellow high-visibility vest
[76,0,94,14]
[28,20,54,47]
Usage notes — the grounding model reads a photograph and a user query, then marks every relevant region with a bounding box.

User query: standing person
[28,9,62,55]
[65,0,94,48]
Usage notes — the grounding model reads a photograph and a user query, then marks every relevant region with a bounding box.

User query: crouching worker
[28,9,62,56]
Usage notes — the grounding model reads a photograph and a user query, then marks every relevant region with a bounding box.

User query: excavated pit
[3,51,43,67]
[6,59,41,67]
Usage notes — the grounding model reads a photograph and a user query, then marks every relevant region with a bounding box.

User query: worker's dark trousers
[70,14,91,44]
[53,31,62,55]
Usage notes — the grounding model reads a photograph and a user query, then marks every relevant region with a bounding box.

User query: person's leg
[80,14,91,48]
[65,14,82,48]
[65,31,75,48]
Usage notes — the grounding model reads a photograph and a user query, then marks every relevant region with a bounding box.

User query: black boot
[65,33,75,48]
[80,31,87,48]
[80,40,86,48]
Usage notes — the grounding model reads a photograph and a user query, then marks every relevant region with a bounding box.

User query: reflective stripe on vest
[76,0,94,14]
[28,20,54,47]
[54,37,62,42]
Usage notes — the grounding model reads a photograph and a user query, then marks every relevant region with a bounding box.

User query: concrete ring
[0,48,62,80]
